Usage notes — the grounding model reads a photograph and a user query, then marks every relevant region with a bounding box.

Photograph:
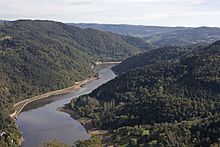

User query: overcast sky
[0,0,220,27]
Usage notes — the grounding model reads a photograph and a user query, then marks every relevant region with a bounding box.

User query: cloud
[191,0,204,5]
[0,0,220,27]
[68,1,92,6]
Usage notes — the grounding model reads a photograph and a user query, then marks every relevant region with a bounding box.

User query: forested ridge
[73,23,220,47]
[70,41,220,146]
[0,20,151,146]
[72,23,184,37]
[1,20,220,146]
[112,46,191,74]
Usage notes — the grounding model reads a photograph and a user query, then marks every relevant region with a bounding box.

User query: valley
[69,41,220,146]
[1,0,220,146]
[0,20,220,147]
[16,64,116,147]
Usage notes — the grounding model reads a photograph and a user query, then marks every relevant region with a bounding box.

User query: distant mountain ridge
[71,23,185,37]
[0,20,7,23]
[146,26,220,47]
[72,23,220,47]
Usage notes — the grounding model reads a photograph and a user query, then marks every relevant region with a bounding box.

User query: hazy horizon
[1,19,220,28]
[1,0,220,27]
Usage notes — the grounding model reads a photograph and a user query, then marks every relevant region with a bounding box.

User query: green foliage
[70,41,220,146]
[0,20,150,145]
[40,139,70,147]
[120,35,155,51]
[114,115,220,147]
[39,136,102,147]
[112,46,191,74]
[75,136,102,147]
[0,110,22,146]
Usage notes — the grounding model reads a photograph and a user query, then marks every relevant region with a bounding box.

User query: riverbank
[95,61,121,65]
[15,63,117,146]
[11,62,119,119]
[58,105,113,146]
[10,77,97,119]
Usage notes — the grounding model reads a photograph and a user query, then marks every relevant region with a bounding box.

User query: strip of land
[10,77,97,119]
[95,61,121,65]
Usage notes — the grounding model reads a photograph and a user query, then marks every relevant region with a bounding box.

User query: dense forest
[1,20,220,146]
[112,46,191,74]
[0,20,151,146]
[73,23,220,47]
[70,41,220,146]
[39,136,102,147]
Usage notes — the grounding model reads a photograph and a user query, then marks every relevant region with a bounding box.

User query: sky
[0,0,220,27]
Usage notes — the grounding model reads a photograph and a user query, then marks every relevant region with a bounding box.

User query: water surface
[16,65,116,147]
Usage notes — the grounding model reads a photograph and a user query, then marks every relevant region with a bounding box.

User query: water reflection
[16,64,116,147]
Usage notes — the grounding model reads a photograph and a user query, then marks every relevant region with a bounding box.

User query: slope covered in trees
[70,41,220,146]
[112,46,191,74]
[1,20,151,61]
[0,20,152,146]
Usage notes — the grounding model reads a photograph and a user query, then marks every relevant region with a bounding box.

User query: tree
[39,139,70,147]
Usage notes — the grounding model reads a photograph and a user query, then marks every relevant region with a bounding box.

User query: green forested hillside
[59,27,142,61]
[70,41,220,146]
[1,20,149,61]
[120,35,155,52]
[0,20,151,146]
[112,46,191,74]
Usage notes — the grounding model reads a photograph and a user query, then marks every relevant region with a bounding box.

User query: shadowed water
[16,65,116,147]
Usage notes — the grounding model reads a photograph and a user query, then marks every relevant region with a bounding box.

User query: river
[16,64,116,147]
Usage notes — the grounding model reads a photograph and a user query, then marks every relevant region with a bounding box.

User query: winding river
[16,64,116,147]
